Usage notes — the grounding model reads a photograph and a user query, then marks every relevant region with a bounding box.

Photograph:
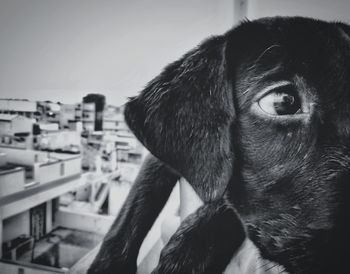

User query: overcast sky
[1,0,350,106]
[0,0,234,105]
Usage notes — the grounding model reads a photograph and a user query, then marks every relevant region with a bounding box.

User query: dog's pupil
[273,92,300,115]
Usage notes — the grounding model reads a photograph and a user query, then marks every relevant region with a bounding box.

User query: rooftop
[0,114,19,121]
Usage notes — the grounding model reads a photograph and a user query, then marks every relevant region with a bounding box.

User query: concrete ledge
[0,259,67,274]
[0,174,82,219]
[55,208,114,234]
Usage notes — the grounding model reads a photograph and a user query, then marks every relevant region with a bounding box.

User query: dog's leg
[88,154,179,274]
[151,199,246,274]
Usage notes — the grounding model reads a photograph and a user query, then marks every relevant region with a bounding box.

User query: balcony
[0,148,82,219]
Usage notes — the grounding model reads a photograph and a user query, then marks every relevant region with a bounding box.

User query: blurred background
[0,1,349,273]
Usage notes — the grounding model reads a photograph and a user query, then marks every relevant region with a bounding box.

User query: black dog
[88,17,350,274]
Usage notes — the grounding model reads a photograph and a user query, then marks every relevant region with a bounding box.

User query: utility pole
[234,0,248,25]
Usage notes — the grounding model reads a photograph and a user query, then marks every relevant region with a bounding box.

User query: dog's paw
[150,200,247,274]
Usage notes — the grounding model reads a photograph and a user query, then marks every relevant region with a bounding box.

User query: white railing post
[137,178,204,273]
[33,162,41,184]
[179,178,203,221]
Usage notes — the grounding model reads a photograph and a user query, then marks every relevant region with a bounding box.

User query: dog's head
[124,17,350,273]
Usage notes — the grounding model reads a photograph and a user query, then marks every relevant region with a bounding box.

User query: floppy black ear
[124,35,235,201]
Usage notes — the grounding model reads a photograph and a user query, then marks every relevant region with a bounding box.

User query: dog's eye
[258,86,301,116]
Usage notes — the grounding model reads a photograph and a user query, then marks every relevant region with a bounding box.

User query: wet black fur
[88,17,350,274]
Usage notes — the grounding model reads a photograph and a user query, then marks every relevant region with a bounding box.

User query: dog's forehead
[230,17,350,104]
[233,18,350,71]
[234,17,350,54]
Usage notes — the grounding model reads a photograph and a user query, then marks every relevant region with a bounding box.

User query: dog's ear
[124,36,235,201]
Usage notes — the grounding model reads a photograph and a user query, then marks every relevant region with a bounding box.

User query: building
[0,114,35,149]
[37,101,61,126]
[37,130,81,153]
[82,102,95,132]
[0,114,34,136]
[68,120,83,132]
[74,103,82,121]
[82,94,105,131]
[103,105,123,131]
[0,95,144,273]
[59,104,76,129]
[0,99,37,118]
[0,148,113,273]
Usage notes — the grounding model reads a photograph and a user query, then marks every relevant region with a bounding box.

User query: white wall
[11,116,34,134]
[0,168,25,197]
[0,0,235,105]
[0,100,37,112]
[247,0,350,23]
[0,147,48,166]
